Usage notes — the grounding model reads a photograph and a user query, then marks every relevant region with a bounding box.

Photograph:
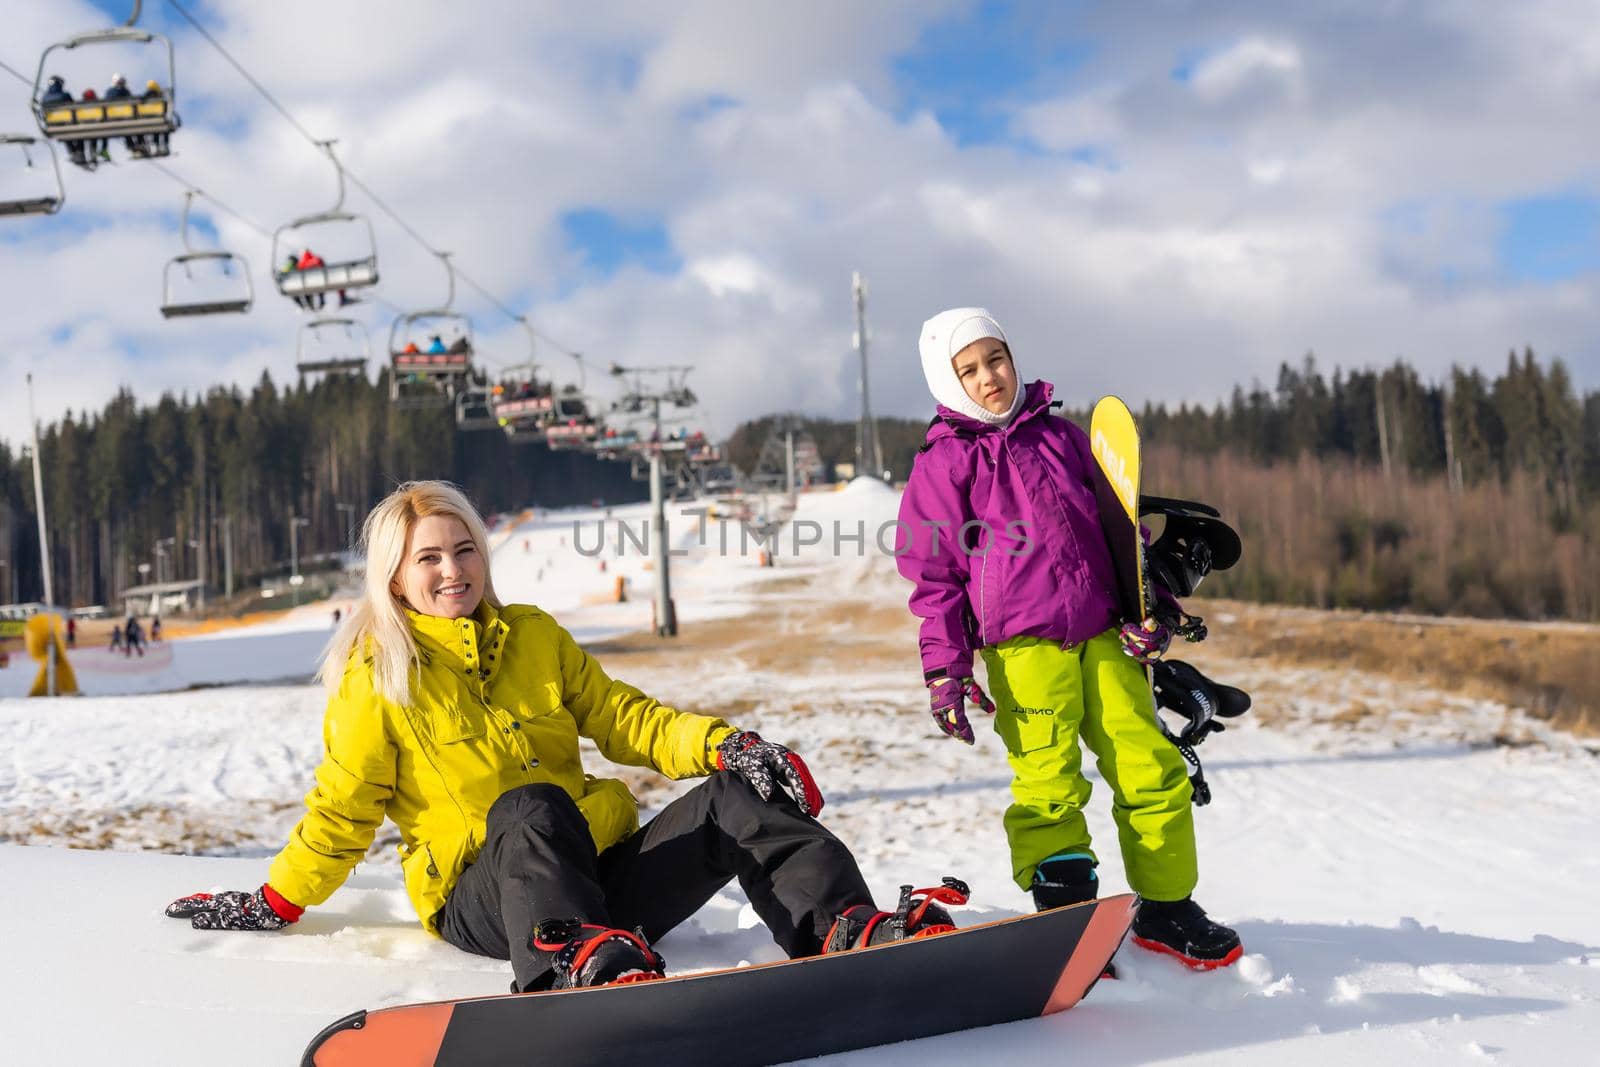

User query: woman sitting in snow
[166,480,966,991]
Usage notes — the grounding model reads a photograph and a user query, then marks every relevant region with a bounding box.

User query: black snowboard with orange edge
[302,894,1136,1067]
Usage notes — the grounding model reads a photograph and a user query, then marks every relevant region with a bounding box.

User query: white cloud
[1187,37,1303,103]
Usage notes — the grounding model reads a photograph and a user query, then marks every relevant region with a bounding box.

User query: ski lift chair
[0,135,65,217]
[545,419,599,451]
[389,370,453,410]
[32,14,179,163]
[592,427,640,458]
[388,249,474,388]
[271,143,379,306]
[160,192,253,317]
[454,375,498,431]
[296,316,370,380]
[492,373,554,442]
[390,311,475,378]
[543,386,600,449]
[272,212,380,302]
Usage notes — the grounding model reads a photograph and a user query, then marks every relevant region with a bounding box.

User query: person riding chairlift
[78,87,110,164]
[281,254,312,310]
[296,248,328,311]
[104,74,142,157]
[425,334,447,355]
[41,76,90,169]
[142,80,170,154]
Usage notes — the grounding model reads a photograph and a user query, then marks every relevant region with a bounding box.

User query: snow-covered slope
[2,486,1597,1066]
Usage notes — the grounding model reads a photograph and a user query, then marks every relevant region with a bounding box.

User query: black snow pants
[436,775,874,991]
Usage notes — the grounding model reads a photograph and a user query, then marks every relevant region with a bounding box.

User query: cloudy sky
[2,0,1597,445]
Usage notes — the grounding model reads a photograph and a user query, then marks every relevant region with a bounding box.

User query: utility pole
[1441,380,1460,495]
[26,373,57,695]
[1375,373,1393,484]
[852,271,883,481]
[336,502,356,553]
[155,536,175,586]
[290,516,310,606]
[785,422,796,498]
[188,538,206,617]
[609,363,697,637]
[217,515,234,603]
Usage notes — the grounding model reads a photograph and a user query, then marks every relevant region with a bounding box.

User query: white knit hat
[918,307,1023,425]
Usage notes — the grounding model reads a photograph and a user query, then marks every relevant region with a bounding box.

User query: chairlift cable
[162,0,322,148]
[160,0,593,371]
[146,159,274,240]
[0,56,31,86]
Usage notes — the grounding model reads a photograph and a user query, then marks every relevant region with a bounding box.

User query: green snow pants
[980,630,1197,902]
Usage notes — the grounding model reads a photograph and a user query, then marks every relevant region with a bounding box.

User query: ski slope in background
[2,482,1597,1066]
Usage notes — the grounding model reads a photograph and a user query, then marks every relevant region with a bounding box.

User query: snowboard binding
[1139,496,1241,599]
[531,919,666,989]
[1139,496,1242,644]
[1150,659,1252,806]
[823,877,969,952]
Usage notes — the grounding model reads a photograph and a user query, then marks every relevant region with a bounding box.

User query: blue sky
[1500,194,1600,284]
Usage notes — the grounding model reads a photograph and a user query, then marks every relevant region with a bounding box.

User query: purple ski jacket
[896,379,1122,681]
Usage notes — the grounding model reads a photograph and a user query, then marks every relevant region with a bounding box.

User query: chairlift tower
[853,271,884,481]
[609,363,697,637]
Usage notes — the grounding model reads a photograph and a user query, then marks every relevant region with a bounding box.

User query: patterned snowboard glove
[165,884,303,931]
[716,730,825,817]
[1118,618,1172,665]
[927,676,996,746]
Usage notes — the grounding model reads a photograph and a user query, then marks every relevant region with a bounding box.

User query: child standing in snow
[895,307,1241,968]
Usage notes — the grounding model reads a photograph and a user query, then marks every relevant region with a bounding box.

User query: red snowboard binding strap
[823,877,970,952]
[532,919,667,987]
[895,877,970,937]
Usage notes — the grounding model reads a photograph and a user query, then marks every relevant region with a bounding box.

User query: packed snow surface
[2,487,1597,1066]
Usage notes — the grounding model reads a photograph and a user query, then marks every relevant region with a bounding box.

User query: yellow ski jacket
[265,602,734,934]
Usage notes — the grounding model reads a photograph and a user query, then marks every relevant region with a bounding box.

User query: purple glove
[928,677,996,745]
[1118,618,1172,665]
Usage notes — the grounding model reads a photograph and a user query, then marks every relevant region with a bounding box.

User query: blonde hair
[317,480,502,706]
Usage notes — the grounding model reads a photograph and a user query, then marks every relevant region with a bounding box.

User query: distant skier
[108,624,123,652]
[149,616,162,642]
[124,616,145,658]
[66,616,77,648]
[331,607,342,627]
[896,307,1241,969]
[165,480,965,991]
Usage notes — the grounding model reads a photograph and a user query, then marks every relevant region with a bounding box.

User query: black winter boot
[530,920,666,989]
[823,878,968,952]
[1131,897,1242,969]
[1031,853,1099,911]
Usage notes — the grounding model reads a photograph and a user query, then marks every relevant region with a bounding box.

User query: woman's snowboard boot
[531,920,667,989]
[823,878,969,951]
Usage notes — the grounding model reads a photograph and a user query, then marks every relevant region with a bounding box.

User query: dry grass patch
[1194,598,1600,737]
